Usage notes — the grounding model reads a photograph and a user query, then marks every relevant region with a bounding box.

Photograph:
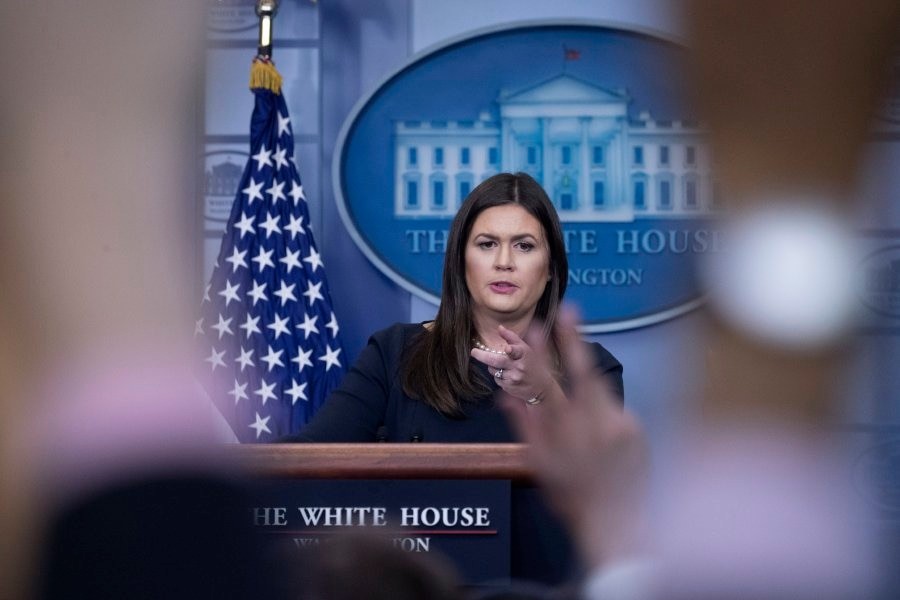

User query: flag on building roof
[563,45,581,61]
[197,57,345,443]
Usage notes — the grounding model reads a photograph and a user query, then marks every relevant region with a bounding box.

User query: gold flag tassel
[249,56,282,94]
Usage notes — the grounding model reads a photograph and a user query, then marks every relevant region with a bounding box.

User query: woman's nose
[494,244,513,270]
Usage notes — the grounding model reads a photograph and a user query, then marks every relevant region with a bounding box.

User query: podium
[227,444,577,585]
[227,443,529,479]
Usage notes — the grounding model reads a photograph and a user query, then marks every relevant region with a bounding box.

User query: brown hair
[401,172,568,416]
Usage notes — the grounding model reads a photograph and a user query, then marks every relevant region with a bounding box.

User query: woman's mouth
[489,281,518,294]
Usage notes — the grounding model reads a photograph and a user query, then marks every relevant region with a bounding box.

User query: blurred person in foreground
[0,2,254,597]
[288,172,623,443]
[507,0,900,597]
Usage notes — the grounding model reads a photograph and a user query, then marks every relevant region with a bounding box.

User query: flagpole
[256,0,278,59]
[251,0,282,92]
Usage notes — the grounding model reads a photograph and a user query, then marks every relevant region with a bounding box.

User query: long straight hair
[401,172,568,416]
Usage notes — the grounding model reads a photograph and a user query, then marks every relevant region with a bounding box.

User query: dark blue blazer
[285,322,624,443]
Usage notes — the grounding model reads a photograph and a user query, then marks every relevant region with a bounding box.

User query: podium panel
[228,444,577,585]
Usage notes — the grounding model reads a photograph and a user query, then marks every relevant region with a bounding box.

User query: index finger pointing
[497,325,527,359]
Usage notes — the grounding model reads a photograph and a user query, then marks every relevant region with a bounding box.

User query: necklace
[472,338,508,356]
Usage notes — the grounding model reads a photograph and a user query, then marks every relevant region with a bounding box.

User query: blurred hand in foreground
[501,306,649,570]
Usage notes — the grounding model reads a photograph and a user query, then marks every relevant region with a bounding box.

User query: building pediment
[499,74,627,106]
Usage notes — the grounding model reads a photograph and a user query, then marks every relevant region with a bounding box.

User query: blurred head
[298,531,462,600]
[442,172,567,331]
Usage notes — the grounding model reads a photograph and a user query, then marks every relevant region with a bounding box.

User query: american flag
[198,60,345,443]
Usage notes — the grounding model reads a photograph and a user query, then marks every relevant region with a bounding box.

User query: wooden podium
[227,444,577,585]
[226,443,531,480]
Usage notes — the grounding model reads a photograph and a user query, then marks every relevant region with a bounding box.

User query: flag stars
[235,347,255,372]
[267,314,291,339]
[229,379,249,404]
[286,380,308,405]
[303,281,324,306]
[202,284,211,303]
[304,247,324,272]
[261,345,285,372]
[292,347,313,371]
[254,380,278,405]
[249,412,272,439]
[225,247,248,272]
[272,146,289,171]
[218,280,241,307]
[198,95,349,441]
[277,112,291,137]
[252,247,275,272]
[317,344,342,372]
[242,177,265,203]
[239,313,261,338]
[274,281,297,306]
[326,312,340,338]
[251,145,272,171]
[247,280,268,306]
[258,211,281,238]
[266,178,286,203]
[288,180,305,205]
[211,314,234,339]
[280,249,302,274]
[296,313,319,339]
[284,214,305,239]
[205,347,227,371]
[234,212,256,238]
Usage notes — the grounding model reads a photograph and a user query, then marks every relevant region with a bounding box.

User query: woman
[290,172,623,442]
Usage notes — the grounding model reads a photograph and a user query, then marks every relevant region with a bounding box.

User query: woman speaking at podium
[287,172,622,442]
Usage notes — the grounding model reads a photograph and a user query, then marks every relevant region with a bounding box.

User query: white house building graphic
[393,74,715,221]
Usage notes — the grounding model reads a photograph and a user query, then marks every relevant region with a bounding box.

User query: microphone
[375,425,388,442]
[409,400,422,442]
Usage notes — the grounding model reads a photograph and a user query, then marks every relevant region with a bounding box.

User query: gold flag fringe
[250,57,282,94]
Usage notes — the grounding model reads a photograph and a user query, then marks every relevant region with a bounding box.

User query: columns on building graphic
[392,77,715,221]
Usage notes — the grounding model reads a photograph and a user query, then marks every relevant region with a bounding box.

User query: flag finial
[256,0,278,59]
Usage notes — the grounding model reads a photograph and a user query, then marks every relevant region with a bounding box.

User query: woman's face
[464,204,551,325]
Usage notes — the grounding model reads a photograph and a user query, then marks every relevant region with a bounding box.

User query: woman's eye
[516,241,534,252]
[478,241,496,249]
